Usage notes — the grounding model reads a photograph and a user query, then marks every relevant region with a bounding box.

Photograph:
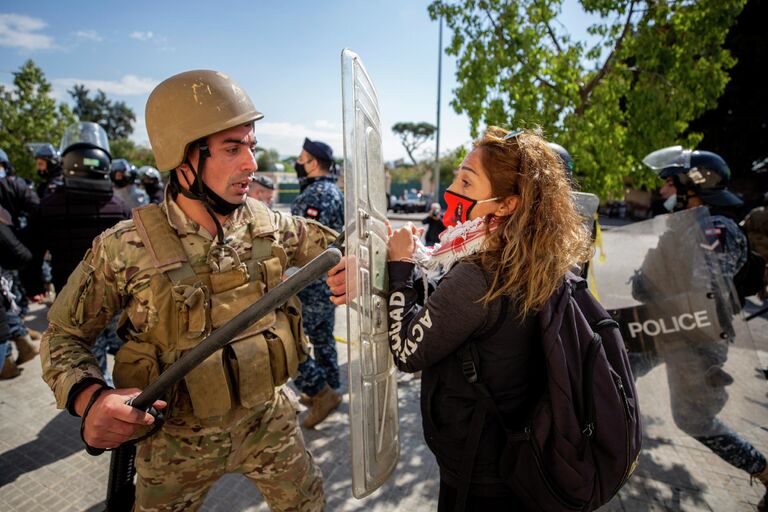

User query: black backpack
[457,272,642,511]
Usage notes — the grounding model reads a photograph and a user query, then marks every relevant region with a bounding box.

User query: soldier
[110,159,150,209]
[40,70,342,511]
[34,143,64,200]
[138,165,164,204]
[640,146,768,509]
[290,138,344,428]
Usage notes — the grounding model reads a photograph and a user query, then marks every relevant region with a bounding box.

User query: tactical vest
[112,203,307,420]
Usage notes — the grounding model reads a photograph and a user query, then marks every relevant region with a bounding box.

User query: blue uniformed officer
[291,138,345,428]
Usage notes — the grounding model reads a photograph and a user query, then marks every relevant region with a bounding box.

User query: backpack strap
[133,203,196,284]
[455,342,496,512]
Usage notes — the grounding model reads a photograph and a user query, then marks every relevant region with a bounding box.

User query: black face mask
[112,177,131,188]
[294,162,307,179]
[143,182,162,196]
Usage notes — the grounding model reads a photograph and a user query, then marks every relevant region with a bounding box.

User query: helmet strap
[671,176,689,211]
[170,143,240,245]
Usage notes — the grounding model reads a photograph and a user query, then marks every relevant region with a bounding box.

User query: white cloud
[0,13,54,51]
[53,75,159,97]
[254,121,342,157]
[313,120,335,130]
[130,31,154,41]
[74,30,103,42]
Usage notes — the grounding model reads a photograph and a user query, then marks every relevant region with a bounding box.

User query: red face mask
[442,190,499,227]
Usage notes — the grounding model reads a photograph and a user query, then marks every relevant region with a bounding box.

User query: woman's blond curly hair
[466,126,593,317]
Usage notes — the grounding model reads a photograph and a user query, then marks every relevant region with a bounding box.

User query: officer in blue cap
[291,137,344,428]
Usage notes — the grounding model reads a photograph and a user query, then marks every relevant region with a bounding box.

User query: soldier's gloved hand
[328,256,351,305]
[76,383,166,449]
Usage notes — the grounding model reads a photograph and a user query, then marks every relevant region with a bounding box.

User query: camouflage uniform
[631,210,765,475]
[40,192,336,510]
[291,176,344,395]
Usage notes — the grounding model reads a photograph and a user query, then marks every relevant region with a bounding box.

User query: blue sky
[0,1,594,162]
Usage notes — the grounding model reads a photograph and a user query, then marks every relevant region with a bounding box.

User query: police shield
[341,49,399,498]
[572,191,599,233]
[589,207,766,444]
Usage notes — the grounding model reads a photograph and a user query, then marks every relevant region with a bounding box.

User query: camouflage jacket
[41,193,337,412]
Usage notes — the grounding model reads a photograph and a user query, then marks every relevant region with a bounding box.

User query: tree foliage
[392,121,438,165]
[429,0,746,198]
[110,138,156,168]
[0,60,77,180]
[255,147,282,172]
[69,84,136,140]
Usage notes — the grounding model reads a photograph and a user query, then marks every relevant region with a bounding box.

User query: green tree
[429,0,746,198]
[255,147,281,172]
[110,138,156,168]
[69,84,136,140]
[0,60,77,180]
[392,122,437,166]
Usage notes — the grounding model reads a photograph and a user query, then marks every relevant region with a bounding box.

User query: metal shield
[589,207,766,443]
[341,49,399,498]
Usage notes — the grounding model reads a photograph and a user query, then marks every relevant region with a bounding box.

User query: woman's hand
[388,223,422,262]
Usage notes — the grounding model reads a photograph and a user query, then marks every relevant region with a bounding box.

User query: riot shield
[572,191,599,233]
[590,207,766,445]
[341,49,399,499]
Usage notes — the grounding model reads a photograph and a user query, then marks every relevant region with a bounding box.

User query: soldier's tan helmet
[145,70,263,172]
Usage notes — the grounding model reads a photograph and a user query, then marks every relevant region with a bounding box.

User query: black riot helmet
[643,146,742,209]
[547,142,574,180]
[34,143,62,177]
[110,159,137,187]
[60,122,112,195]
[138,166,162,184]
[0,148,12,177]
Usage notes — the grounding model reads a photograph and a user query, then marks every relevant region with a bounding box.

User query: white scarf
[411,216,500,285]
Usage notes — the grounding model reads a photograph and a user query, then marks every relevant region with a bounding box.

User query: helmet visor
[60,122,111,156]
[642,145,690,171]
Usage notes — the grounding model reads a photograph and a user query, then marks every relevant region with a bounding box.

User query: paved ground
[1,214,767,511]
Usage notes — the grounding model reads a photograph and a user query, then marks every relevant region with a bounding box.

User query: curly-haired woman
[387,127,592,511]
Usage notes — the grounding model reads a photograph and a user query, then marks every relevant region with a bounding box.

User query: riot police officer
[547,141,575,180]
[26,122,130,294]
[0,148,11,178]
[110,159,149,210]
[642,146,768,508]
[34,143,64,200]
[40,70,341,511]
[291,138,345,428]
[137,165,164,204]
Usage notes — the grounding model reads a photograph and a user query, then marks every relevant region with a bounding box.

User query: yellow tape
[588,214,604,301]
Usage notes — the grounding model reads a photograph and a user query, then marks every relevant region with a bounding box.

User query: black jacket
[25,186,131,294]
[0,176,39,229]
[421,213,445,246]
[387,260,545,496]
[0,223,32,341]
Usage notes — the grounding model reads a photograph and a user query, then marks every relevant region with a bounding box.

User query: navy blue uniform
[291,176,344,395]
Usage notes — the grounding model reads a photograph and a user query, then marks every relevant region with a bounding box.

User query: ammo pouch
[113,340,161,390]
